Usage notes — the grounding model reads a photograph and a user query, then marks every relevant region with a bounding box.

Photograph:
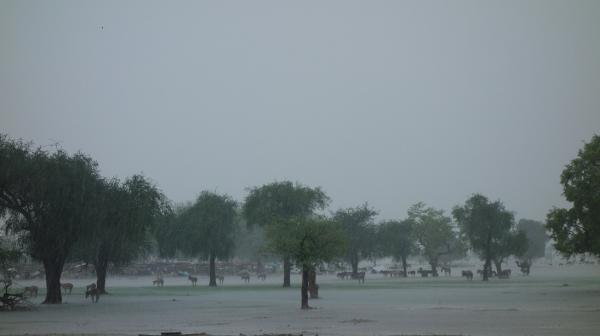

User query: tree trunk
[42,258,64,304]
[483,233,492,281]
[209,254,217,287]
[301,264,310,309]
[493,259,503,274]
[429,258,438,277]
[401,255,408,277]
[351,256,359,274]
[283,256,291,287]
[95,258,109,294]
[308,268,318,299]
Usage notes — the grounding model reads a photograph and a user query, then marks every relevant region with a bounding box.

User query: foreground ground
[1,264,599,336]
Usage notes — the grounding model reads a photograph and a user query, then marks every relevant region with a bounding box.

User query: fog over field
[2,0,600,221]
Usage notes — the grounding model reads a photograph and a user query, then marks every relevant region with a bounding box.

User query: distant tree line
[1,133,598,309]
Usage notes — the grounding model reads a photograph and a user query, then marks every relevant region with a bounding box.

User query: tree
[0,135,100,303]
[409,203,461,276]
[75,175,168,293]
[453,195,526,280]
[333,204,378,274]
[378,219,415,276]
[179,191,237,287]
[546,135,600,257]
[266,216,344,309]
[242,181,329,287]
[517,219,549,261]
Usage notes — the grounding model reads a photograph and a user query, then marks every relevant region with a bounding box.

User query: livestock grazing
[408,270,416,277]
[417,268,434,277]
[61,283,73,294]
[351,271,366,284]
[440,266,451,276]
[461,270,473,280]
[216,275,224,284]
[498,269,511,279]
[23,286,38,297]
[86,283,97,292]
[240,272,250,283]
[152,278,164,287]
[336,271,351,280]
[188,275,198,286]
[257,272,266,281]
[85,287,100,303]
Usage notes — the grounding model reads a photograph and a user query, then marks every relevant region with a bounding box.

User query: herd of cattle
[337,266,516,283]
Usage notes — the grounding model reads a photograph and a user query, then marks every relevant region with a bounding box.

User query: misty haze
[1,1,599,336]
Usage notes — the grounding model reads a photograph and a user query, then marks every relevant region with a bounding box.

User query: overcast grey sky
[1,0,599,222]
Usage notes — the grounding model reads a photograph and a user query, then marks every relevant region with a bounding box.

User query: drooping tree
[453,194,526,280]
[242,181,329,287]
[75,175,168,293]
[547,135,600,257]
[0,135,100,303]
[267,215,344,309]
[333,204,378,274]
[378,219,415,276]
[179,191,237,287]
[409,203,461,276]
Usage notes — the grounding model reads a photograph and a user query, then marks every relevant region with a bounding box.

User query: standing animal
[498,269,511,279]
[61,283,73,294]
[440,266,451,276]
[240,272,250,283]
[216,275,224,284]
[188,275,198,286]
[86,283,97,291]
[152,278,164,287]
[257,272,266,281]
[408,270,416,277]
[336,271,351,280]
[23,286,38,297]
[351,272,366,284]
[85,286,100,303]
[461,270,473,280]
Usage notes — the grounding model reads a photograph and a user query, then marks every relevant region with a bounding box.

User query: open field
[2,264,599,336]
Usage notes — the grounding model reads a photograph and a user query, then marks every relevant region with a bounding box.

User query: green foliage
[333,204,378,270]
[453,194,526,264]
[266,216,345,268]
[546,135,600,257]
[243,181,329,228]
[178,191,238,260]
[0,134,100,263]
[377,219,415,263]
[517,219,548,260]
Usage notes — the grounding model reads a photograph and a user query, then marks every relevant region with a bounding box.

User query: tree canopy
[453,194,526,280]
[333,204,378,274]
[0,134,100,303]
[243,181,329,287]
[377,219,415,275]
[517,219,548,260]
[547,135,600,257]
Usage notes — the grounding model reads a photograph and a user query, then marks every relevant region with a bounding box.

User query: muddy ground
[1,263,599,336]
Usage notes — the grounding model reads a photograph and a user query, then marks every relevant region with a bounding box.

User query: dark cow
[461,270,473,280]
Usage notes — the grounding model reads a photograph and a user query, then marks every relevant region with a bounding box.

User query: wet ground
[1,263,599,336]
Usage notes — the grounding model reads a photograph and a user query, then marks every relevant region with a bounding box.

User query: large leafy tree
[0,135,100,303]
[333,204,378,274]
[547,135,600,257]
[75,175,168,293]
[378,219,415,276]
[242,181,329,287]
[179,191,237,287]
[453,195,526,280]
[409,203,461,276]
[267,216,344,309]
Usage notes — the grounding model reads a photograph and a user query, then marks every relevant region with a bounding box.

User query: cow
[152,278,164,287]
[216,275,224,285]
[23,286,38,297]
[408,270,416,277]
[498,269,511,279]
[440,266,451,276]
[351,272,365,284]
[257,272,266,281]
[240,272,250,283]
[188,275,198,286]
[61,283,73,294]
[337,271,351,280]
[85,286,100,303]
[461,270,473,280]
